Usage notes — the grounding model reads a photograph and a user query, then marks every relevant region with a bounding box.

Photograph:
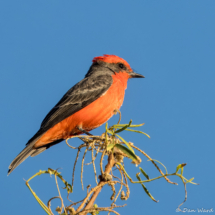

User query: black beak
[129,71,145,78]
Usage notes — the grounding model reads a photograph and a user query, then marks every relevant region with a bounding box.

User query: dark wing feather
[27,74,113,145]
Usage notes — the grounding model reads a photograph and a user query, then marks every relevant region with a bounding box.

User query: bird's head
[85,54,144,79]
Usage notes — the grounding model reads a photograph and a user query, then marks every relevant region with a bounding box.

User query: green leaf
[107,144,115,151]
[105,123,108,144]
[149,159,168,174]
[125,129,150,138]
[107,129,114,135]
[181,167,184,175]
[26,181,52,215]
[115,144,138,161]
[115,133,134,153]
[63,182,73,193]
[186,177,194,184]
[139,167,149,180]
[113,123,145,128]
[94,204,98,208]
[115,120,132,133]
[116,162,132,181]
[176,164,181,173]
[136,173,158,202]
[176,163,187,174]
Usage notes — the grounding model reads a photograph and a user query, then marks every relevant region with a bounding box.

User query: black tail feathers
[8,145,36,175]
[8,138,64,175]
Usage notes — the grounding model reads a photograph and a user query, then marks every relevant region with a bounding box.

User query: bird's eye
[119,63,125,69]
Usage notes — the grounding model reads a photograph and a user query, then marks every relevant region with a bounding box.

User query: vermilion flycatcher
[8,54,144,175]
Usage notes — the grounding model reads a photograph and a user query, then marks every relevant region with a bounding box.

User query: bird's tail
[8,143,37,175]
[8,138,64,175]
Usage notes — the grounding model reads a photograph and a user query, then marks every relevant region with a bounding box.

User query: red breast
[34,72,130,147]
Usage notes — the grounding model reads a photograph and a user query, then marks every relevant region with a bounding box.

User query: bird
[8,54,144,175]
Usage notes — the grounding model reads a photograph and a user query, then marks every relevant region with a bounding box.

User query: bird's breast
[34,73,128,147]
[66,74,127,134]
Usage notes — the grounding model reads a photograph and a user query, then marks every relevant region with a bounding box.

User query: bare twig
[47,196,62,215]
[54,174,67,214]
[113,109,121,125]
[100,149,106,175]
[77,153,116,215]
[112,168,123,204]
[131,144,177,185]
[72,148,81,189]
[122,168,130,200]
[110,183,116,200]
[81,146,89,190]
[177,181,188,212]
[91,142,98,185]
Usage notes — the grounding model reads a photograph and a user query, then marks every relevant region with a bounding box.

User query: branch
[77,153,116,215]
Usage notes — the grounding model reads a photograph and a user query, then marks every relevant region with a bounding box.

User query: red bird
[8,54,144,175]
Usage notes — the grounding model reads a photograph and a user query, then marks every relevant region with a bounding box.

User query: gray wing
[27,74,113,144]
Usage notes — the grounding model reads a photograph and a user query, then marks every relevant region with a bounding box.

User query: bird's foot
[77,126,93,136]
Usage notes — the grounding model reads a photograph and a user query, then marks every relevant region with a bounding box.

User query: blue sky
[1,1,215,214]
